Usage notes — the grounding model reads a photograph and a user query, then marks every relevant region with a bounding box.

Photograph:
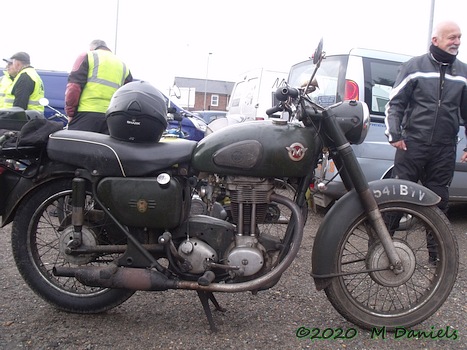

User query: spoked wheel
[324,202,458,330]
[11,179,135,313]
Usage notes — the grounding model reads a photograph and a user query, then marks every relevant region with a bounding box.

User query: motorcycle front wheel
[11,178,135,313]
[324,202,458,330]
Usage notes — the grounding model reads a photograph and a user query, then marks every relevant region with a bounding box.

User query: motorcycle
[164,99,208,141]
[0,41,458,332]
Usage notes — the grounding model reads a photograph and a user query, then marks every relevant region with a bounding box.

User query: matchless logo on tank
[286,142,308,161]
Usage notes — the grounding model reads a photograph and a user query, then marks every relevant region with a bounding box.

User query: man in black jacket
[385,20,467,263]
[386,20,467,210]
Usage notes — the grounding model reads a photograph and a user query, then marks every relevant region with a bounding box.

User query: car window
[288,54,405,119]
[288,56,348,108]
[192,111,227,124]
[363,58,403,119]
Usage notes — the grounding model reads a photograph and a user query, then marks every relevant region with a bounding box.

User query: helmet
[106,81,168,142]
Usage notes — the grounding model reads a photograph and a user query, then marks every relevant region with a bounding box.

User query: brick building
[173,77,234,111]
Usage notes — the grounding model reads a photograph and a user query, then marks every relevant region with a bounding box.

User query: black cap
[3,52,31,65]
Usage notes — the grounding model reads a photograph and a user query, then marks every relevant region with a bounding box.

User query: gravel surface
[0,205,465,350]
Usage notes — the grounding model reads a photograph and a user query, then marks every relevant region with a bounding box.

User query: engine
[226,176,276,235]
[175,176,279,279]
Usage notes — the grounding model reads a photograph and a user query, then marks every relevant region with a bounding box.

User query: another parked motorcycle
[0,41,458,332]
[39,97,69,126]
[165,105,207,141]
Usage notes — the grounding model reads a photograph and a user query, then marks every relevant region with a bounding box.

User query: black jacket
[385,52,467,146]
[11,70,36,110]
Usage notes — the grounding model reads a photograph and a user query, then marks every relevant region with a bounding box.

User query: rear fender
[1,163,76,227]
[311,178,440,289]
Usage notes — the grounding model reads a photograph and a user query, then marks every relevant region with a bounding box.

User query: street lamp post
[427,0,435,50]
[203,52,212,111]
[114,0,120,54]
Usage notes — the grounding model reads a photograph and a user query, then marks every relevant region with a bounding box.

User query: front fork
[322,108,403,273]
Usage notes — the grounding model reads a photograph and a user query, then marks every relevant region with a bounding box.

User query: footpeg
[198,270,215,286]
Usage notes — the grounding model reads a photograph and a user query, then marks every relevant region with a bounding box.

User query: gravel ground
[0,205,465,350]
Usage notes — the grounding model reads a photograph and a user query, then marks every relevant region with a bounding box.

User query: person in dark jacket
[65,39,132,133]
[385,20,467,263]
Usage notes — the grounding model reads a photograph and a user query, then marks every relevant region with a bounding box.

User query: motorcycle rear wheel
[324,202,458,330]
[11,178,135,313]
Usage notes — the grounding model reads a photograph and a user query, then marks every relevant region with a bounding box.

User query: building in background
[172,77,234,111]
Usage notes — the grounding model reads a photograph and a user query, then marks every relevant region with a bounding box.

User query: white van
[226,68,287,121]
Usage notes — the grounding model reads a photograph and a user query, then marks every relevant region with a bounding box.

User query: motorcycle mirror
[39,97,50,107]
[313,39,323,65]
[172,113,183,122]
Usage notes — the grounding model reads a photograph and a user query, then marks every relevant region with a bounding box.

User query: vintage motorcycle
[0,42,458,332]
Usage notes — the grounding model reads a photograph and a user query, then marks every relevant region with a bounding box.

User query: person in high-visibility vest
[2,52,44,111]
[65,39,133,133]
[0,70,13,108]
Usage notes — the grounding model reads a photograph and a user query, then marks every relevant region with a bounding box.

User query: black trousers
[68,112,109,134]
[392,141,456,213]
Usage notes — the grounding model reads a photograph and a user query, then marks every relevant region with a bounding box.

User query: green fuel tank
[192,120,322,178]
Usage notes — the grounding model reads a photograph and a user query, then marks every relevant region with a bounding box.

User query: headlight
[329,100,370,145]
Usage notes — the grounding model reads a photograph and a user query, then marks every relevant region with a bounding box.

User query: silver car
[288,48,467,208]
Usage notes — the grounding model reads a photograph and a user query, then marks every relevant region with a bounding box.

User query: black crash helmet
[106,81,168,143]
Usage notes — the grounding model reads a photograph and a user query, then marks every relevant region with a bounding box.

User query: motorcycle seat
[47,129,197,177]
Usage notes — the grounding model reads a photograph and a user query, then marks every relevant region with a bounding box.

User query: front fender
[311,178,440,289]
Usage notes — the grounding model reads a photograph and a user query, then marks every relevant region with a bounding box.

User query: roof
[291,48,413,69]
[174,77,235,95]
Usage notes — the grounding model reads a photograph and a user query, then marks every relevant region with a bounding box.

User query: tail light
[344,80,359,100]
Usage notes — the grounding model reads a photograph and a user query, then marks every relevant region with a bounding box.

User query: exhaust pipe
[53,265,177,291]
[54,193,304,293]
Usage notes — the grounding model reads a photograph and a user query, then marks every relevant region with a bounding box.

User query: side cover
[97,177,191,229]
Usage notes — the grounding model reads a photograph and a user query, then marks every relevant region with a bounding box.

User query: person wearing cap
[2,52,44,111]
[65,39,133,133]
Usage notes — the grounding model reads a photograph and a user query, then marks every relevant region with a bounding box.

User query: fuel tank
[192,120,321,177]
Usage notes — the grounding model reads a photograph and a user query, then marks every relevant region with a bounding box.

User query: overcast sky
[2,0,466,95]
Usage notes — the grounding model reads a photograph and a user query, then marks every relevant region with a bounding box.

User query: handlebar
[266,105,284,116]
[274,87,299,101]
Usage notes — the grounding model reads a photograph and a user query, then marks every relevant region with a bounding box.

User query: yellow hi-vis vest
[77,50,129,113]
[3,67,44,111]
[0,72,14,109]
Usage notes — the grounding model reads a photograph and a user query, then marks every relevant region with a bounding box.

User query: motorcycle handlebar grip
[274,86,299,101]
[266,105,283,116]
